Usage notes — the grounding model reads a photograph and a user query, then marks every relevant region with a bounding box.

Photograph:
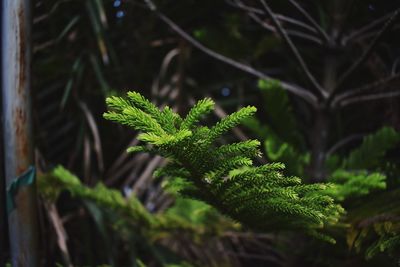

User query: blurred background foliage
[27,0,400,266]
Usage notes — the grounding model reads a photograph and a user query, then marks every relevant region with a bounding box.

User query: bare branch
[336,8,400,90]
[287,0,330,42]
[347,24,400,45]
[343,12,393,44]
[336,0,356,43]
[142,0,318,106]
[229,0,319,34]
[46,202,74,267]
[143,0,156,10]
[227,0,264,14]
[339,90,400,107]
[249,12,323,44]
[332,73,400,107]
[132,156,164,197]
[326,134,364,156]
[33,0,73,24]
[228,1,325,46]
[78,101,104,174]
[258,0,326,98]
[276,14,318,33]
[348,30,380,43]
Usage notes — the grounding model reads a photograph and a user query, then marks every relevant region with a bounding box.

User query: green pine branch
[104,91,344,239]
[38,166,235,240]
[343,127,400,170]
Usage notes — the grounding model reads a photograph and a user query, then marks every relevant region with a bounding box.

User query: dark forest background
[3,0,400,266]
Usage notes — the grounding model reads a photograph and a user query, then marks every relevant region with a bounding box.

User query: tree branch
[249,12,323,44]
[326,134,364,156]
[336,8,400,90]
[142,0,318,106]
[343,12,393,44]
[46,202,74,267]
[227,0,264,14]
[338,90,400,107]
[228,0,322,44]
[287,0,330,43]
[258,0,326,98]
[336,0,356,43]
[229,0,319,34]
[276,14,318,33]
[346,23,400,45]
[331,73,400,107]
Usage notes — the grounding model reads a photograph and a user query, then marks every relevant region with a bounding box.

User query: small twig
[229,1,318,34]
[326,134,364,156]
[142,0,318,106]
[227,0,264,14]
[276,14,318,33]
[349,30,380,43]
[344,12,393,44]
[339,90,400,107]
[33,0,73,24]
[287,0,330,43]
[105,136,140,184]
[46,202,74,267]
[336,0,356,43]
[331,73,400,107]
[258,0,326,98]
[249,12,323,44]
[143,0,156,10]
[156,48,180,91]
[336,8,400,90]
[78,101,104,174]
[83,135,91,184]
[132,156,164,197]
[348,24,400,44]
[33,40,56,53]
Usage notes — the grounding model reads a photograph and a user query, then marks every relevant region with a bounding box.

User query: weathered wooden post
[0,4,8,264]
[1,0,39,266]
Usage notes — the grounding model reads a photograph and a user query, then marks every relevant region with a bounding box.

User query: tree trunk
[310,107,330,182]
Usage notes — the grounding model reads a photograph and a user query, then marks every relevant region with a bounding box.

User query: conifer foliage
[104,91,343,237]
[39,166,232,239]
